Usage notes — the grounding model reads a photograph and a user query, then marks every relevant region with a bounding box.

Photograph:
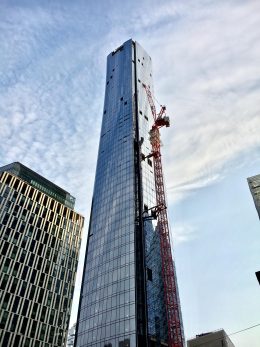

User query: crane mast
[142,84,185,347]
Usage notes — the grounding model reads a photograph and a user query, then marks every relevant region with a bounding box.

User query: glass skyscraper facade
[0,162,84,347]
[75,39,183,347]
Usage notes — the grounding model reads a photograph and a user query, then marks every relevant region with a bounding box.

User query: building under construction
[75,39,185,347]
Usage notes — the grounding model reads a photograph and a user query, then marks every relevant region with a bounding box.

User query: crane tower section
[143,84,185,347]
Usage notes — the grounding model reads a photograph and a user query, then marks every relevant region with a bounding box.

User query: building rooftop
[0,162,75,209]
[187,329,235,347]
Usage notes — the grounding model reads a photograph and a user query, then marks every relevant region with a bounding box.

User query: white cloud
[171,222,198,246]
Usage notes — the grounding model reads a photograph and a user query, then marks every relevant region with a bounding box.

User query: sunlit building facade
[67,323,76,346]
[75,39,183,347]
[0,162,84,347]
[247,174,260,219]
[187,329,235,347]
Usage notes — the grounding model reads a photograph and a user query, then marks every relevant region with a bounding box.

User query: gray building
[247,174,260,219]
[187,330,235,347]
[0,162,84,347]
[75,39,184,347]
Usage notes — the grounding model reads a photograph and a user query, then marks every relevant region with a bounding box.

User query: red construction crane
[142,84,185,347]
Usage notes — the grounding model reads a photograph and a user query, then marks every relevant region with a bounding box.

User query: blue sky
[1,0,260,346]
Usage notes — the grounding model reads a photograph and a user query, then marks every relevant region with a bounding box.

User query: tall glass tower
[75,39,184,347]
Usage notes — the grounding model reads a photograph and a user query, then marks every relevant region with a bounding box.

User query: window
[2,332,10,345]
[10,314,18,331]
[49,309,55,325]
[147,268,153,281]
[14,335,21,346]
[22,299,29,316]
[29,285,36,300]
[3,258,10,273]
[12,231,20,244]
[47,293,52,306]
[1,241,9,255]
[2,213,9,225]
[50,200,54,210]
[34,204,40,214]
[19,221,26,233]
[0,311,8,329]
[39,273,45,287]
[13,262,20,276]
[27,199,33,210]
[49,327,55,343]
[10,245,18,259]
[20,281,27,297]
[28,253,35,267]
[36,229,42,242]
[148,159,152,167]
[40,324,47,341]
[19,195,26,207]
[31,303,38,319]
[38,243,43,256]
[11,191,18,202]
[35,257,41,271]
[2,293,10,309]
[22,266,28,280]
[3,228,11,241]
[21,183,27,194]
[3,186,10,198]
[30,320,37,338]
[44,260,50,274]
[29,187,34,198]
[20,250,27,263]
[55,296,60,309]
[30,240,36,252]
[43,196,48,206]
[38,288,44,304]
[30,269,37,284]
[12,297,20,313]
[11,218,18,229]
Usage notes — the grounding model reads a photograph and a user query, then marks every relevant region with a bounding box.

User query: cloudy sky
[1,0,260,346]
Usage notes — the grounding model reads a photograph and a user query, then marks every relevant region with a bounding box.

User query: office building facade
[75,39,184,347]
[187,329,235,347]
[247,174,260,219]
[0,162,84,347]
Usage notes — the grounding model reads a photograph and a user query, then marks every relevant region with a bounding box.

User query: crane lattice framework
[142,84,185,347]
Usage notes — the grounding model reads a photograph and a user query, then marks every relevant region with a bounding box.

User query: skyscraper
[75,39,184,347]
[247,174,260,219]
[0,162,84,347]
